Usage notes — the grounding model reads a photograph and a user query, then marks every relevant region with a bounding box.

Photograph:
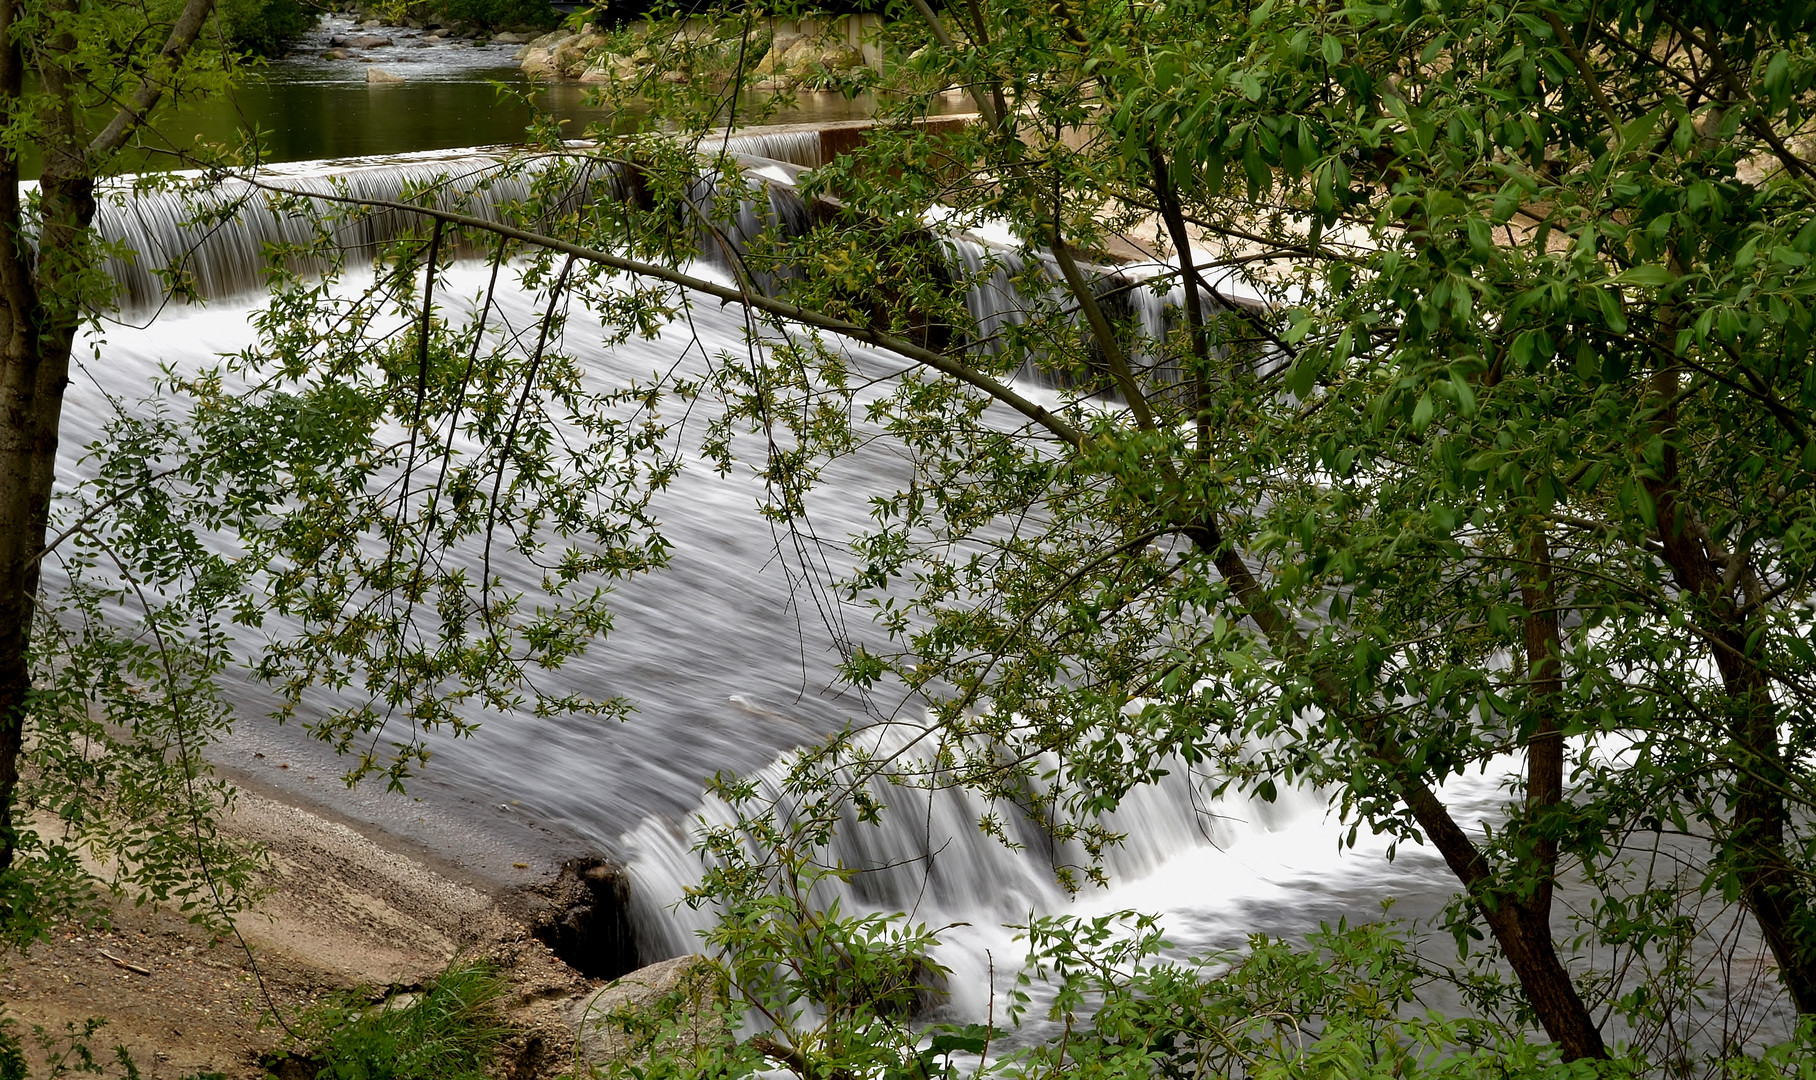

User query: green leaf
[1411,392,1435,432]
[1611,264,1675,287]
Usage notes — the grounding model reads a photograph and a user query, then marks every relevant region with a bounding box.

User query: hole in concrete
[524,856,640,981]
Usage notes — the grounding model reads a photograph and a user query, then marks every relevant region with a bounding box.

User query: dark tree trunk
[0,0,218,874]
[0,173,89,873]
[1645,367,1816,1014]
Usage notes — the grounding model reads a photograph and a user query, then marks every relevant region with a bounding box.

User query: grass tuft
[274,961,509,1080]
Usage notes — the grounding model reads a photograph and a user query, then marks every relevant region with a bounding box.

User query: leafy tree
[0,0,252,944]
[216,0,318,57]
[0,0,653,960]
[9,0,1816,1073]
[397,0,1816,1066]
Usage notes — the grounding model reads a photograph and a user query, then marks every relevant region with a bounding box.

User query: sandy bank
[2,786,606,1078]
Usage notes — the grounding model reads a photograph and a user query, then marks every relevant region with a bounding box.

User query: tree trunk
[1189,518,1608,1059]
[0,0,218,874]
[0,173,89,872]
[1644,367,1816,1013]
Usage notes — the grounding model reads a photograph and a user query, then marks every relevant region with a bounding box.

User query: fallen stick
[97,949,152,976]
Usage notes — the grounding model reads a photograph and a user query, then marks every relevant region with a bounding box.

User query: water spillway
[65,141,1458,974]
[66,141,1786,1053]
[88,127,833,315]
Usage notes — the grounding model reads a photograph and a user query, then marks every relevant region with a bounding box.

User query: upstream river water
[120,13,937,169]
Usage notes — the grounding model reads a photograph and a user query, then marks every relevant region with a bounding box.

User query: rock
[513,43,531,61]
[527,28,573,52]
[493,31,531,44]
[752,33,803,75]
[366,66,404,83]
[327,34,351,46]
[550,36,600,78]
[568,956,729,1069]
[321,48,349,59]
[359,17,381,27]
[349,34,392,48]
[514,857,639,980]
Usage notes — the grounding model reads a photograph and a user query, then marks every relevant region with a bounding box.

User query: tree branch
[87,0,218,161]
[233,176,1085,448]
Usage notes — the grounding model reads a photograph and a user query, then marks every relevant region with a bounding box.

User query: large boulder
[754,36,865,87]
[366,66,404,83]
[579,55,637,84]
[751,33,803,77]
[550,28,607,78]
[519,29,576,79]
[568,955,729,1069]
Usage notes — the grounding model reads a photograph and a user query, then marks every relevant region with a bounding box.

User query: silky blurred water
[57,146,1796,1052]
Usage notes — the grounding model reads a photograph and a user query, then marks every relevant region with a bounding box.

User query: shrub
[278,962,509,1080]
[439,0,559,32]
[217,0,318,56]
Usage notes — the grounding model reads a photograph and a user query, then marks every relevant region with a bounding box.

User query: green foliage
[578,959,755,1080]
[16,0,1816,1070]
[438,0,558,31]
[0,1012,149,1080]
[995,915,1816,1079]
[279,962,508,1080]
[8,480,269,949]
[215,0,318,57]
[506,0,1816,1065]
[687,763,952,1080]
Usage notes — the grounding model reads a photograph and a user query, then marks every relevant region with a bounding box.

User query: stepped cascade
[60,140,1764,1047]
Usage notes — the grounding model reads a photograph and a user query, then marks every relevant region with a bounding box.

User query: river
[110,13,956,172]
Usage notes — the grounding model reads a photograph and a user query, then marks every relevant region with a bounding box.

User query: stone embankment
[517,14,883,90]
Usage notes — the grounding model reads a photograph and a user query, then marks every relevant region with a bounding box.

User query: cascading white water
[65,142,1795,1052]
[621,720,1363,1020]
[87,127,829,315]
[720,129,827,170]
[941,232,1277,391]
[91,151,540,312]
[69,144,1444,995]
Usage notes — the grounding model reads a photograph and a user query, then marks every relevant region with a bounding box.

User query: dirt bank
[1,789,599,1078]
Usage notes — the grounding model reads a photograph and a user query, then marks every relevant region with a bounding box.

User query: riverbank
[1,786,601,1078]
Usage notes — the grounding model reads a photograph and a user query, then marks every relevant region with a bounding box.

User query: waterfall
[941,233,1277,391]
[689,163,815,289]
[87,130,821,316]
[719,128,827,169]
[73,140,1405,1020]
[623,719,1344,1019]
[90,151,553,313]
